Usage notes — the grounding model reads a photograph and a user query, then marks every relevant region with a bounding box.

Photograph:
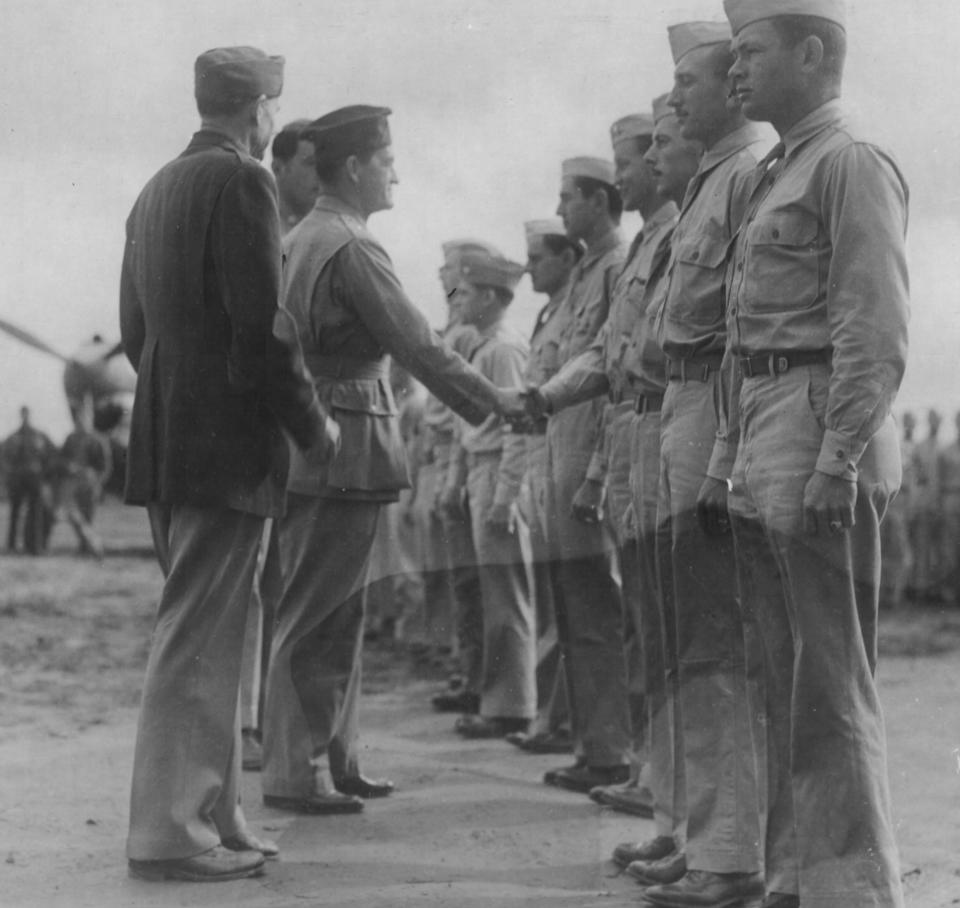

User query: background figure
[938,411,960,604]
[910,408,945,601]
[2,406,56,555]
[58,396,112,558]
[880,411,915,608]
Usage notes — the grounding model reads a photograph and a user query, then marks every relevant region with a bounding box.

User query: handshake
[494,386,551,433]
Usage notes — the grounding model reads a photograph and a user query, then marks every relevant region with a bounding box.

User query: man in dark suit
[119,46,335,883]
[259,105,507,814]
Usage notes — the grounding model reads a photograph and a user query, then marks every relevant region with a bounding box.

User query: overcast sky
[1,0,958,439]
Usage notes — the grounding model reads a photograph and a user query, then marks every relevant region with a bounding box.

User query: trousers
[729,365,904,907]
[127,503,262,860]
[261,493,380,797]
[658,375,763,873]
[466,453,536,719]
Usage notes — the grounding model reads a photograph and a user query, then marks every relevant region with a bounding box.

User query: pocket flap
[752,211,818,246]
[675,234,729,268]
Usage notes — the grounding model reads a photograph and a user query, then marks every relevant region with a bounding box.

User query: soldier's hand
[321,416,341,459]
[522,386,550,420]
[497,388,528,421]
[571,478,605,524]
[485,500,513,534]
[696,476,731,536]
[802,471,857,537]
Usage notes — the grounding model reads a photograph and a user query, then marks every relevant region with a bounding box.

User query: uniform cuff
[706,439,737,482]
[815,429,865,480]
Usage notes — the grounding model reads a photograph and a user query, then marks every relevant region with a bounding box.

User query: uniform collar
[697,121,767,176]
[313,192,366,224]
[186,128,249,157]
[781,99,844,159]
[581,225,621,267]
[643,200,679,234]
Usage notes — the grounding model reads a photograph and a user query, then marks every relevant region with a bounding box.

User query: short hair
[542,233,584,262]
[769,15,846,80]
[196,94,260,118]
[272,126,307,164]
[314,147,376,184]
[572,176,623,223]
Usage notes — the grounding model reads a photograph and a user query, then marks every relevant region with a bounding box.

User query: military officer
[271,119,320,232]
[628,21,769,907]
[259,106,507,814]
[700,2,910,905]
[521,113,675,816]
[504,218,580,755]
[530,156,631,794]
[121,47,333,881]
[611,95,704,881]
[447,250,537,739]
[2,406,56,554]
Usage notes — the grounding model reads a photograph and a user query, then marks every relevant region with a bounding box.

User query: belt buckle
[773,354,789,375]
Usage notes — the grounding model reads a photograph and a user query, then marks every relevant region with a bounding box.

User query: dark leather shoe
[612,835,676,868]
[454,715,529,738]
[128,845,265,882]
[333,774,395,798]
[626,851,687,885]
[543,758,586,786]
[263,791,363,814]
[505,730,573,754]
[762,895,799,908]
[589,781,654,817]
[643,870,764,907]
[221,830,278,859]
[432,690,480,713]
[547,763,630,794]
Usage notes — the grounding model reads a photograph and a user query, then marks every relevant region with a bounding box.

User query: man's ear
[344,154,362,184]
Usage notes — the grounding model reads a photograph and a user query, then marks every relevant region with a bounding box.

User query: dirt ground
[0,499,958,907]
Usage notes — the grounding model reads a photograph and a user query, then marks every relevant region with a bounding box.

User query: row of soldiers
[118,1,909,906]
[1,404,111,558]
[883,409,960,607]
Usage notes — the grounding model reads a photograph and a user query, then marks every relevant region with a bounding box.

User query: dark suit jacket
[119,129,323,516]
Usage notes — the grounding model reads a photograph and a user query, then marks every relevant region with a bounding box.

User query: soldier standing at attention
[428,240,495,715]
[447,250,537,739]
[503,218,579,756]
[631,21,769,907]
[2,406,55,554]
[700,2,910,904]
[535,156,631,795]
[240,118,321,774]
[260,106,508,815]
[121,47,334,882]
[611,95,703,884]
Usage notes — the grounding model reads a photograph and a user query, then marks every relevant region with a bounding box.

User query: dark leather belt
[305,354,387,381]
[634,393,664,414]
[738,349,831,378]
[666,355,723,382]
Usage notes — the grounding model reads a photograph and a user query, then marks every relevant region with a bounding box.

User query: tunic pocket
[668,234,729,327]
[744,210,821,312]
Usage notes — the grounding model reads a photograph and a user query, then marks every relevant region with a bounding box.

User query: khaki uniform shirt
[657,123,769,362]
[460,321,529,509]
[709,102,909,481]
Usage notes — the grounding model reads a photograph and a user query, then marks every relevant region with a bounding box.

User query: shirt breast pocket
[744,211,821,312]
[670,235,729,327]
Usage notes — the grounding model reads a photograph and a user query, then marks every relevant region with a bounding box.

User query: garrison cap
[724,0,846,33]
[194,46,284,107]
[306,105,392,166]
[458,250,525,293]
[668,21,732,64]
[652,93,674,124]
[524,218,567,241]
[561,156,616,187]
[441,238,503,265]
[610,114,655,148]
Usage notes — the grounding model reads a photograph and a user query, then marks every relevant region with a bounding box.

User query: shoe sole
[128,861,265,882]
[263,797,363,815]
